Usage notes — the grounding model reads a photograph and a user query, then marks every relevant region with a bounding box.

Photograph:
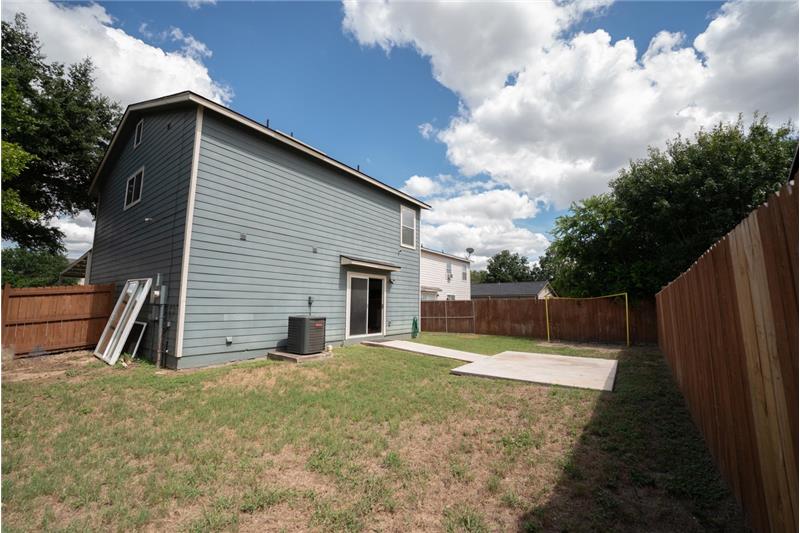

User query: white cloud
[186,0,217,10]
[418,122,435,139]
[138,23,213,60]
[413,187,545,268]
[1,1,232,106]
[343,0,611,107]
[48,210,94,258]
[402,175,439,197]
[421,221,549,270]
[402,175,540,264]
[168,27,212,60]
[344,0,799,210]
[424,189,538,226]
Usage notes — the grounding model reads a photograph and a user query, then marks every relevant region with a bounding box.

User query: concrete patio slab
[454,351,617,391]
[267,350,332,364]
[362,340,616,391]
[361,340,487,363]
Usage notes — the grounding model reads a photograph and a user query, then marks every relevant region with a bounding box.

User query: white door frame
[345,271,387,339]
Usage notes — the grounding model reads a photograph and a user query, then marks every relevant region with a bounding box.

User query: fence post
[545,296,551,342]
[444,299,448,333]
[624,292,630,347]
[1,283,11,345]
[472,299,476,334]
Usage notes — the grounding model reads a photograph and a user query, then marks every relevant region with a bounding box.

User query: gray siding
[180,110,420,367]
[89,107,196,362]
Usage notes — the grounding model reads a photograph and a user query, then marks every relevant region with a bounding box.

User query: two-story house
[420,247,471,301]
[88,91,429,369]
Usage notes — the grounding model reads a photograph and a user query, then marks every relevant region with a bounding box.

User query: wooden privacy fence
[1,284,116,356]
[656,181,798,532]
[421,296,657,345]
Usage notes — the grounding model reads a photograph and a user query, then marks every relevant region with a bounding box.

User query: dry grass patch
[2,335,744,531]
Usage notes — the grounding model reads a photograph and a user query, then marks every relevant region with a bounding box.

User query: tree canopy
[484,250,535,283]
[1,14,120,252]
[1,247,76,288]
[540,115,797,298]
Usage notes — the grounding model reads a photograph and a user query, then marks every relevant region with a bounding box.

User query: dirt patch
[202,362,332,392]
[537,341,643,355]
[2,350,98,383]
[367,390,580,531]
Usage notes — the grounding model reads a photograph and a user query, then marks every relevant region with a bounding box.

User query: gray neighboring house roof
[471,281,554,298]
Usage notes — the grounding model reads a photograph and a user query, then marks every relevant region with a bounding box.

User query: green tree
[470,269,488,283]
[485,250,533,283]
[1,247,76,288]
[544,115,797,298]
[1,14,120,252]
[2,140,39,225]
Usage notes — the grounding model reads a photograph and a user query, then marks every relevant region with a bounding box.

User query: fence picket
[421,297,656,344]
[656,181,798,532]
[1,284,115,356]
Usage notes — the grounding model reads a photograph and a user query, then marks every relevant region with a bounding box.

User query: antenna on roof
[265,118,270,128]
[357,164,360,171]
[290,131,294,137]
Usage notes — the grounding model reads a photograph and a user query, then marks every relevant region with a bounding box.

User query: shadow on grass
[517,346,748,532]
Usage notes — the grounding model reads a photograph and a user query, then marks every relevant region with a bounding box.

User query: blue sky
[3,1,796,264]
[104,0,723,239]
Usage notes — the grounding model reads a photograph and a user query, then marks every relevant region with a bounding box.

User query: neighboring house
[420,247,471,301]
[88,91,429,369]
[471,281,556,300]
[59,249,92,285]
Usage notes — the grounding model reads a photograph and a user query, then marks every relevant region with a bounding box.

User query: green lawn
[412,332,620,358]
[2,334,744,532]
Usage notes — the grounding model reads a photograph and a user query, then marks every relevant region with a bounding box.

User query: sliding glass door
[347,273,385,338]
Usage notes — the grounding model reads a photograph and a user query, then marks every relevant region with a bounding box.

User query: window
[446,294,456,301]
[462,264,468,281]
[134,119,144,148]
[400,206,416,248]
[125,168,144,209]
[446,262,452,280]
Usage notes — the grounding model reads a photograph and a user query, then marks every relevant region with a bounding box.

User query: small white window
[124,168,144,209]
[446,294,456,301]
[134,119,144,148]
[446,262,452,280]
[462,264,467,281]
[400,206,416,248]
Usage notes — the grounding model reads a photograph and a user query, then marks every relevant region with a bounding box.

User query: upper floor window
[134,119,144,148]
[125,168,144,209]
[462,264,468,281]
[446,262,452,280]
[400,206,416,248]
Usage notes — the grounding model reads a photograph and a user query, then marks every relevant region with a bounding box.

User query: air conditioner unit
[447,273,453,280]
[287,316,326,354]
